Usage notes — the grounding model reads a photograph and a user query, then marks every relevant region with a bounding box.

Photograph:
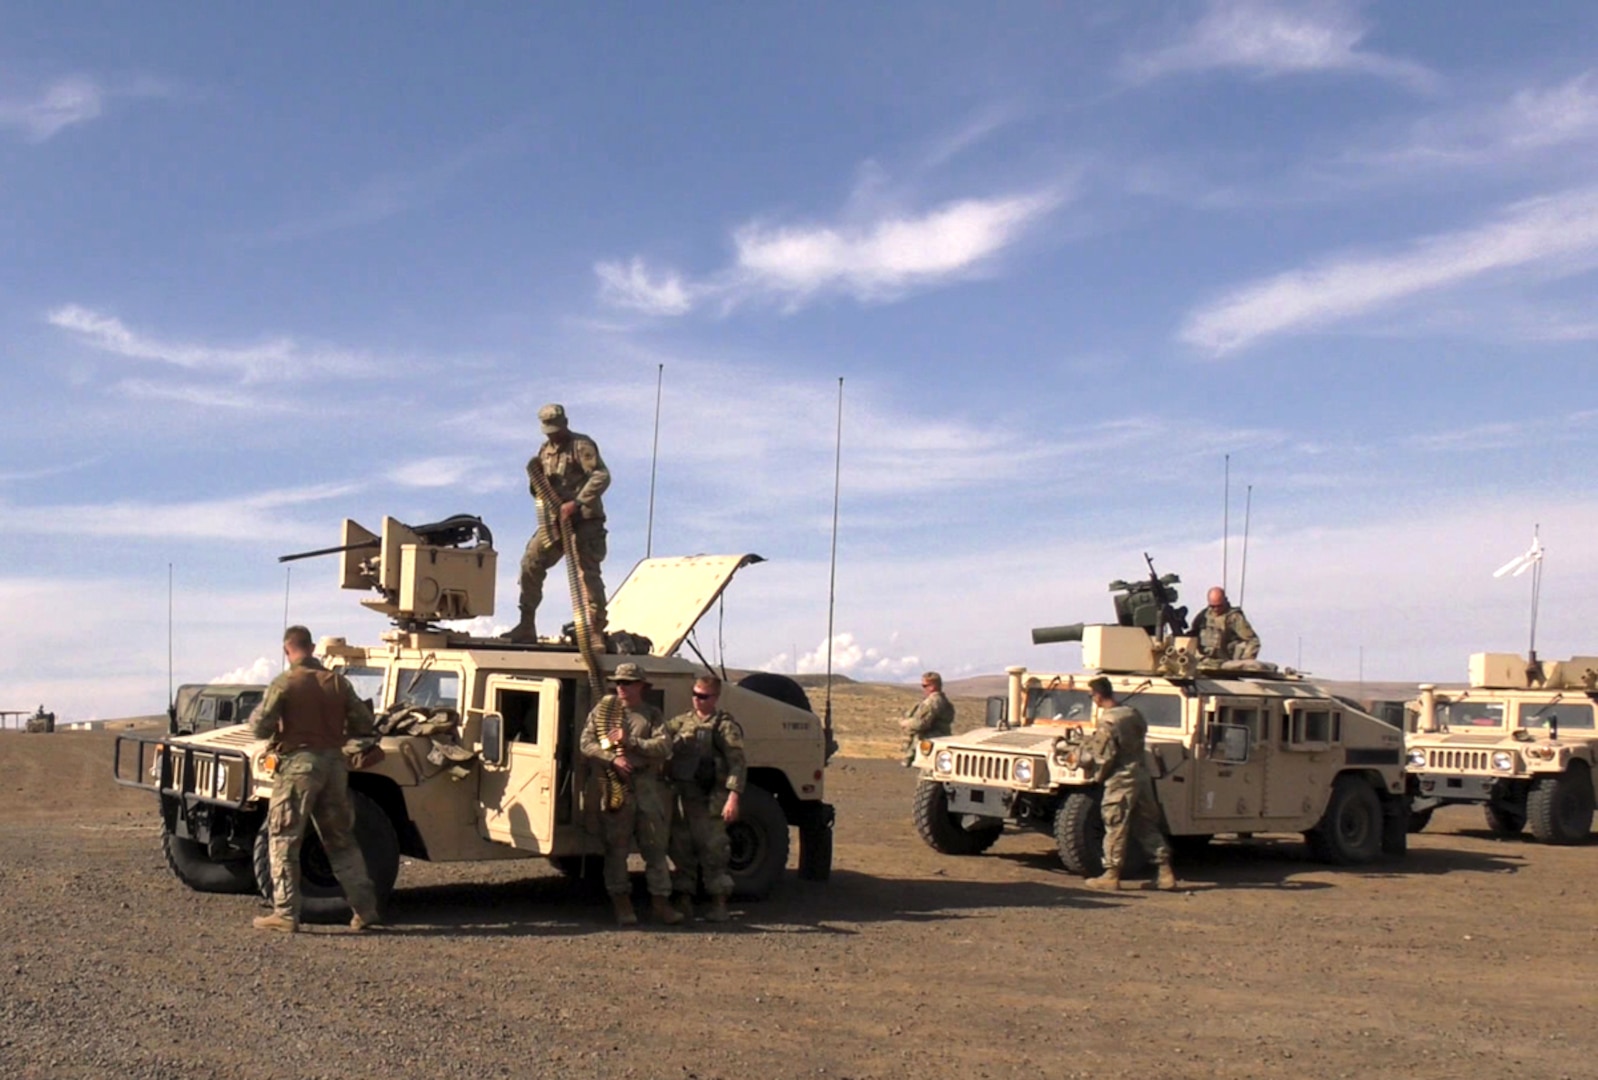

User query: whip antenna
[823,377,844,759]
[167,563,174,709]
[281,566,292,672]
[1221,453,1230,594]
[1494,526,1545,660]
[646,362,664,558]
[1238,484,1253,607]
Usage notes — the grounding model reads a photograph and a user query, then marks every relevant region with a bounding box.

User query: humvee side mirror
[985,696,1008,729]
[480,712,506,767]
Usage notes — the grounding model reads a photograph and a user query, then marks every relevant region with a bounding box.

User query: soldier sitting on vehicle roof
[1189,587,1260,662]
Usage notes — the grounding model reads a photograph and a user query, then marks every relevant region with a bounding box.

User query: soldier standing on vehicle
[1189,587,1260,661]
[1082,676,1176,893]
[579,662,682,926]
[899,671,955,766]
[507,403,610,644]
[250,625,384,932]
[664,675,746,923]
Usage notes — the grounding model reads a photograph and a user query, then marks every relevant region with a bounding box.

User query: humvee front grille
[953,752,1013,784]
[1425,749,1489,772]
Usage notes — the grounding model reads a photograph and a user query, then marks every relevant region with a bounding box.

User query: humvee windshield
[1439,699,1505,728]
[1520,701,1595,730]
[394,669,461,710]
[1026,688,1092,722]
[340,666,387,709]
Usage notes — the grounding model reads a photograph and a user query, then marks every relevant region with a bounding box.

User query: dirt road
[2,728,1595,1080]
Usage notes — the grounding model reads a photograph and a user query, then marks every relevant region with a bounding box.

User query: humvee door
[477,675,564,852]
[1192,697,1269,825]
[605,554,764,658]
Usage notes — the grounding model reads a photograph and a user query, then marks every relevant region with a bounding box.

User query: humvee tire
[737,673,812,713]
[1305,775,1382,865]
[797,808,835,881]
[1484,798,1526,836]
[161,822,257,895]
[913,781,1002,856]
[1526,765,1595,845]
[252,790,400,922]
[1053,790,1154,877]
[728,784,790,900]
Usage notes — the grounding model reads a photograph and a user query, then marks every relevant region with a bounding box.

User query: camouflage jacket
[1191,606,1260,661]
[251,656,374,753]
[663,708,747,795]
[580,697,668,777]
[1083,704,1149,784]
[904,691,955,739]
[529,431,610,522]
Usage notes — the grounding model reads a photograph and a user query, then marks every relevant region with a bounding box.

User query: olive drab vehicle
[910,565,1409,875]
[1405,652,1598,843]
[114,514,835,916]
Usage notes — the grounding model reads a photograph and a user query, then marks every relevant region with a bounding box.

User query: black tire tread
[161,824,257,895]
[912,782,1002,856]
[1526,766,1595,845]
[728,784,790,900]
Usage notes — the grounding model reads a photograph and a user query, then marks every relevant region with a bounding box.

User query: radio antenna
[167,563,174,708]
[1221,454,1231,594]
[1238,484,1253,607]
[281,566,292,672]
[646,362,664,558]
[823,376,844,760]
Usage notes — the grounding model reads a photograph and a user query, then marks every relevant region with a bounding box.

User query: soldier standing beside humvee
[665,674,747,923]
[1081,676,1177,892]
[899,671,955,765]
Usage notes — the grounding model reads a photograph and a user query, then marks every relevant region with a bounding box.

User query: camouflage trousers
[600,774,672,897]
[267,749,380,922]
[1101,767,1171,874]
[520,517,607,634]
[902,721,952,766]
[669,786,733,898]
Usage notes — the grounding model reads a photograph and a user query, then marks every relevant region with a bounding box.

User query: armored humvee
[910,569,1409,876]
[114,514,834,917]
[1405,651,1597,843]
[169,683,265,735]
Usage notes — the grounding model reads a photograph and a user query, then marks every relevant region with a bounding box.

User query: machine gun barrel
[1032,623,1086,645]
[277,539,380,564]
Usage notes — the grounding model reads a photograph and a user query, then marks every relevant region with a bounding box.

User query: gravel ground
[2,729,1596,1080]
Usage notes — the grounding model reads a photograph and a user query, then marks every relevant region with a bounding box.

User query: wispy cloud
[1179,186,1598,355]
[1124,0,1435,91]
[595,188,1062,316]
[47,304,384,382]
[0,75,103,141]
[385,456,509,494]
[11,482,358,543]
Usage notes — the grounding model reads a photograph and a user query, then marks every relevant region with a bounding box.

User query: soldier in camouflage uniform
[1082,676,1176,893]
[250,625,383,932]
[664,675,747,923]
[899,671,955,766]
[1190,587,1260,661]
[508,403,611,644]
[579,662,683,926]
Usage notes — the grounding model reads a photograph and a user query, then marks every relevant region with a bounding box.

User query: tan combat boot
[506,618,538,645]
[611,894,638,926]
[252,913,299,933]
[350,912,383,931]
[1083,871,1122,892]
[1155,862,1178,891]
[703,895,730,923]
[650,894,685,926]
[672,893,696,921]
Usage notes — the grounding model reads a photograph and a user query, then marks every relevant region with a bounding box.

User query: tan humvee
[911,620,1409,875]
[115,516,834,918]
[1406,651,1597,843]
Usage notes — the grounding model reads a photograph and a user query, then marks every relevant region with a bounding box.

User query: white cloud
[386,456,505,493]
[1179,186,1598,355]
[47,304,381,382]
[9,482,358,543]
[785,632,922,679]
[595,188,1061,315]
[213,656,276,685]
[0,75,103,141]
[114,377,278,410]
[594,258,695,315]
[1125,0,1436,90]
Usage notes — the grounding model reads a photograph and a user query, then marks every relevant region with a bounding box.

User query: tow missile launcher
[114,512,835,917]
[909,560,1409,878]
[1405,651,1598,842]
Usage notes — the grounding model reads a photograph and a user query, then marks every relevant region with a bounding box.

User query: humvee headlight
[1491,751,1515,772]
[1012,758,1034,785]
[933,750,954,775]
[1407,749,1427,768]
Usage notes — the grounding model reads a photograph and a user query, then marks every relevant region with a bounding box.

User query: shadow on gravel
[379,866,1113,937]
[1445,828,1597,847]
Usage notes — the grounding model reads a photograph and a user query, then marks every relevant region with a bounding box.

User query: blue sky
[4,2,1598,719]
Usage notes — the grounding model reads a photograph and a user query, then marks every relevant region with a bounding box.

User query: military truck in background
[1405,651,1597,842]
[910,567,1409,876]
[169,684,265,735]
[115,514,834,917]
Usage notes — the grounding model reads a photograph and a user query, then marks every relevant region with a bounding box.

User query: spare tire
[737,673,812,713]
